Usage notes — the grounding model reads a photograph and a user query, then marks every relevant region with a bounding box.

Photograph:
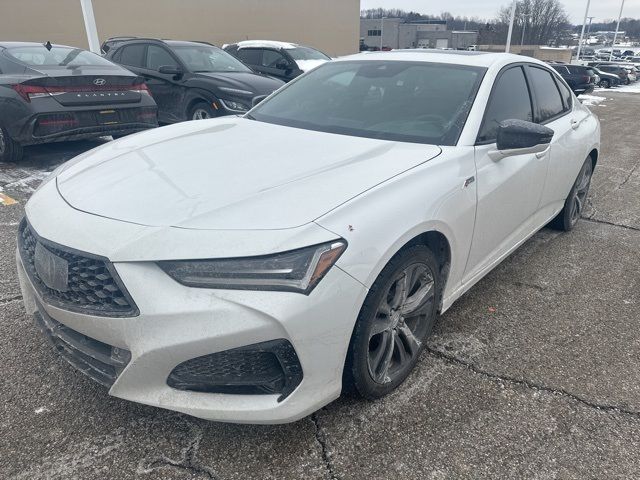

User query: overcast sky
[360,0,639,24]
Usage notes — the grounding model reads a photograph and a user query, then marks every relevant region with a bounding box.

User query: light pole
[609,0,625,61]
[79,0,100,53]
[505,0,517,53]
[520,13,531,45]
[380,17,386,51]
[576,0,591,62]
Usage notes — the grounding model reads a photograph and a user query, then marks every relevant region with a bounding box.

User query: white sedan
[17,51,600,424]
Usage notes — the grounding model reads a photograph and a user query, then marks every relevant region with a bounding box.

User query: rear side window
[478,66,533,143]
[237,48,261,65]
[119,44,146,67]
[555,77,573,111]
[552,65,569,75]
[528,66,564,122]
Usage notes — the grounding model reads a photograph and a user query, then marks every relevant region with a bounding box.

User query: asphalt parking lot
[1,91,639,479]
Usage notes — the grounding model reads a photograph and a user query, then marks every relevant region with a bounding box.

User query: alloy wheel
[367,263,435,384]
[192,109,211,120]
[569,161,593,225]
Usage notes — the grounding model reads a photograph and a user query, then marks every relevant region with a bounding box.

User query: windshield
[287,46,330,61]
[172,45,251,73]
[6,46,115,67]
[249,61,485,145]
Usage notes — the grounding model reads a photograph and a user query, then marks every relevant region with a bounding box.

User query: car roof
[234,40,300,50]
[333,50,544,69]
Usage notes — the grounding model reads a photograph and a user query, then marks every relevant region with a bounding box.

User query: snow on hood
[55,118,440,230]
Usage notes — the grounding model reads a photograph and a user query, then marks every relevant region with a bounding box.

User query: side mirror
[252,94,268,107]
[490,119,554,159]
[275,58,290,70]
[158,65,182,75]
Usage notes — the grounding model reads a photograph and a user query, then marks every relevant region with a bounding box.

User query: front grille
[167,339,303,402]
[18,219,138,317]
[34,303,131,387]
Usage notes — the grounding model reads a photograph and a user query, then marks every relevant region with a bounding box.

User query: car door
[463,65,551,283]
[530,65,590,214]
[141,44,186,123]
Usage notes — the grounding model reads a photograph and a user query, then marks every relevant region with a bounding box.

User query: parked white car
[17,50,600,424]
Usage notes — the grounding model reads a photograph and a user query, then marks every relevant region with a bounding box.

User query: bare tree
[498,0,570,46]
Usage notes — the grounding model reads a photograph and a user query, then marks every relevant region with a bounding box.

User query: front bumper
[16,220,367,424]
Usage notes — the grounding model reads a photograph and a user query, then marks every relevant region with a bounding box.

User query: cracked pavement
[1,94,639,479]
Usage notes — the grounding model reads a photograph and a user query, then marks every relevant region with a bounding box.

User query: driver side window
[477,66,533,143]
[261,49,287,68]
[146,45,178,71]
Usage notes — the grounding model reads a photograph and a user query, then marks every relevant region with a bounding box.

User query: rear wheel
[345,245,441,399]
[599,79,611,88]
[550,156,593,232]
[0,127,23,163]
[189,101,216,120]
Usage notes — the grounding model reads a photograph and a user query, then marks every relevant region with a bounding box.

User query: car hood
[56,118,441,230]
[195,71,284,95]
[295,59,328,72]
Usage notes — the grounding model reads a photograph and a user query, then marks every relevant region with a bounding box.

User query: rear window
[5,46,114,67]
[119,44,146,67]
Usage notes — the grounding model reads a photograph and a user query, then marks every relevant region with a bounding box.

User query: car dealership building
[0,0,360,57]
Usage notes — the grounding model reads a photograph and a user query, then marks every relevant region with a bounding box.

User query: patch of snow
[34,407,49,414]
[594,82,640,94]
[579,94,607,106]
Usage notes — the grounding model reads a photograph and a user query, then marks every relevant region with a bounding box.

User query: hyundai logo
[93,78,106,86]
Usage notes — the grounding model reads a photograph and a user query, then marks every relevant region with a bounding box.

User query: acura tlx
[17,50,600,424]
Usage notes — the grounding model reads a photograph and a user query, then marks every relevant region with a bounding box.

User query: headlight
[218,98,250,112]
[158,241,347,294]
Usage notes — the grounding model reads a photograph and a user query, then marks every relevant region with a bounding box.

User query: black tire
[0,126,23,163]
[550,156,594,232]
[188,101,216,120]
[599,79,610,88]
[345,245,441,399]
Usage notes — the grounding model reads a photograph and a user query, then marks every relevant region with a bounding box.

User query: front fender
[314,147,477,305]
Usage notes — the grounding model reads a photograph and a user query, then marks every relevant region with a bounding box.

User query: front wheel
[345,245,441,399]
[0,126,23,163]
[550,156,593,232]
[599,79,610,88]
[188,101,216,120]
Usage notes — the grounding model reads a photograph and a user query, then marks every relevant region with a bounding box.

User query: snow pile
[579,94,606,106]
[595,82,640,94]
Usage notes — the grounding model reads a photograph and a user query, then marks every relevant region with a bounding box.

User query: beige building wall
[478,45,572,63]
[0,0,360,56]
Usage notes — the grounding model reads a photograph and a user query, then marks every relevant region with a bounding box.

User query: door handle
[571,118,581,130]
[535,148,550,159]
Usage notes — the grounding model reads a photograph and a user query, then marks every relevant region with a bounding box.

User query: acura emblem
[34,243,69,292]
[93,78,106,86]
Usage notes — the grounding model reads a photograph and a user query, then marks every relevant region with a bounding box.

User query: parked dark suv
[0,42,157,162]
[550,64,597,95]
[104,38,284,123]
[223,40,330,82]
